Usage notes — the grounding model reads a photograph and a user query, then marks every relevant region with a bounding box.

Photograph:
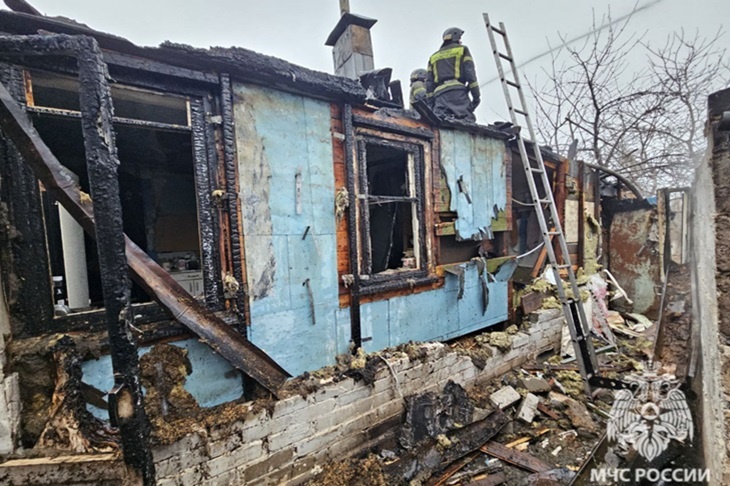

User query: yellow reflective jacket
[426,41,480,99]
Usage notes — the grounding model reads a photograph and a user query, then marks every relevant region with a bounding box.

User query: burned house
[0,7,614,486]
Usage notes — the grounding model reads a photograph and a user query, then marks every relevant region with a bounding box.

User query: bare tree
[529,8,729,193]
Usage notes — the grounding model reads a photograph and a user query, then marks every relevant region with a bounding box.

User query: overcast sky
[21,0,728,125]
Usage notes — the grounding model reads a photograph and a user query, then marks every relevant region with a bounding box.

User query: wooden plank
[480,441,552,473]
[530,233,554,278]
[465,472,506,486]
[427,451,479,486]
[537,402,560,420]
[521,291,545,314]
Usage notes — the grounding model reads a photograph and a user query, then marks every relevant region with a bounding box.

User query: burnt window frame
[353,131,432,292]
[0,59,240,337]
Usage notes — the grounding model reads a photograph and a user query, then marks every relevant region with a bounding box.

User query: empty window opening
[362,142,421,275]
[27,71,202,314]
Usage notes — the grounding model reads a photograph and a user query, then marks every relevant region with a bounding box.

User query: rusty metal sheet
[608,202,663,317]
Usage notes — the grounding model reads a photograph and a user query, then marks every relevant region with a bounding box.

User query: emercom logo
[606,367,692,461]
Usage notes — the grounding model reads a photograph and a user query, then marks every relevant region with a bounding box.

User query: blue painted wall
[233,83,341,376]
[440,129,508,240]
[82,339,243,420]
[232,85,510,375]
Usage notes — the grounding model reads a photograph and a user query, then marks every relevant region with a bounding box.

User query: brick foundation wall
[153,309,564,486]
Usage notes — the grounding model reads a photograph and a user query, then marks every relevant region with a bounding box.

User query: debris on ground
[309,288,670,486]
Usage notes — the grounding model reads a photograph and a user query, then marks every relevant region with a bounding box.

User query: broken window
[356,136,427,278]
[25,70,203,315]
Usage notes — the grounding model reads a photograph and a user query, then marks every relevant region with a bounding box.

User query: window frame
[1,64,233,337]
[353,130,433,292]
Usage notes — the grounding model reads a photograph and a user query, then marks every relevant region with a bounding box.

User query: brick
[268,420,312,452]
[290,456,317,479]
[155,445,208,477]
[202,467,241,486]
[336,384,373,406]
[260,463,294,485]
[365,414,401,441]
[512,332,530,348]
[272,394,312,419]
[323,431,367,459]
[153,434,204,463]
[490,386,521,409]
[158,466,204,486]
[295,425,342,457]
[206,441,264,477]
[516,393,540,423]
[300,397,337,422]
[530,308,563,323]
[313,395,376,431]
[242,448,294,483]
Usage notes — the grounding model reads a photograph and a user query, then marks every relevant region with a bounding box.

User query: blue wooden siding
[342,263,508,355]
[233,83,341,375]
[439,130,508,240]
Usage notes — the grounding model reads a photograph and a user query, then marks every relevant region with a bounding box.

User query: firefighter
[426,27,481,122]
[409,68,429,107]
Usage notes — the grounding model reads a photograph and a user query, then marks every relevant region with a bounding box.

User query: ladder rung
[491,25,506,36]
[529,167,544,173]
[537,199,554,205]
[506,79,520,89]
[514,108,528,116]
[498,52,513,62]
[556,264,572,269]
[545,231,562,236]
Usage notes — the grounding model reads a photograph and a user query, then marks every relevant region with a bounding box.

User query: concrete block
[522,377,551,394]
[490,386,521,409]
[516,393,540,423]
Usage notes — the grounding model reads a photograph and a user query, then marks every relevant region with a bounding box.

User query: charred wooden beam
[0,64,53,336]
[80,36,155,483]
[343,104,362,349]
[0,36,289,390]
[220,73,249,326]
[190,96,223,308]
[383,409,508,483]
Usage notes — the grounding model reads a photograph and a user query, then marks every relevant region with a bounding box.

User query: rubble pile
[309,328,656,486]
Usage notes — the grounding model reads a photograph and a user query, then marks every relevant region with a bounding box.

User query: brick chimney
[325,12,377,79]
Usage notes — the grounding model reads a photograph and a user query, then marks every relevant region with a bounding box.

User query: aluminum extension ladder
[483,14,613,395]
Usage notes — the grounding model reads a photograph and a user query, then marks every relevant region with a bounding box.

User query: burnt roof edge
[0,10,368,103]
